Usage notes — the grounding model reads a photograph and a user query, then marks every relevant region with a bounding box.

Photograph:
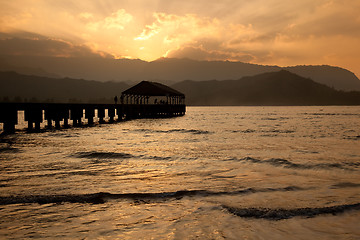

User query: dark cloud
[166,45,255,62]
[0,32,113,58]
[292,13,360,38]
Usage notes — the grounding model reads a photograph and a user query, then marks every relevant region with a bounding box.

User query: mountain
[0,71,128,103]
[1,70,359,105]
[171,70,360,106]
[284,65,360,91]
[1,55,360,91]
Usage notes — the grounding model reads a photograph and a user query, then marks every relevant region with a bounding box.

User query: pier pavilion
[121,81,185,105]
[0,81,186,134]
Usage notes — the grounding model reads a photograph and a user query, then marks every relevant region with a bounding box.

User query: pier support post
[85,108,95,125]
[3,122,16,134]
[64,118,69,128]
[1,106,18,134]
[47,119,53,129]
[59,108,70,128]
[55,120,61,129]
[44,107,57,129]
[108,107,115,123]
[35,121,41,131]
[27,121,33,131]
[71,107,83,127]
[25,106,43,132]
[98,108,105,123]
[116,106,123,121]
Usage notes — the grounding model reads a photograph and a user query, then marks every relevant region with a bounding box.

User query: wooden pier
[0,80,186,134]
[0,102,186,134]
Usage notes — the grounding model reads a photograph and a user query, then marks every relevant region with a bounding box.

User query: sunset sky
[1,0,360,77]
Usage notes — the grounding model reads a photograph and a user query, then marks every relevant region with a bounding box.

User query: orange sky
[1,0,360,77]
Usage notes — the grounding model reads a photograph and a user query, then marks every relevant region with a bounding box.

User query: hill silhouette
[0,71,128,103]
[172,70,360,106]
[1,70,359,105]
[1,55,360,91]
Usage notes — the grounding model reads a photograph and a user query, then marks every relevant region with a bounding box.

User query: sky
[1,0,360,77]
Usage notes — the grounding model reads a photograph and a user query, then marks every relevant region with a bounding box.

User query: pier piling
[85,108,95,125]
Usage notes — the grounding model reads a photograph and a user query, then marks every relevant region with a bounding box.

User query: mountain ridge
[172,70,360,106]
[1,55,359,91]
[0,71,129,103]
[1,70,359,106]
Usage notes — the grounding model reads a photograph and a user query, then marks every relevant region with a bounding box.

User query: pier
[0,102,186,134]
[0,81,186,134]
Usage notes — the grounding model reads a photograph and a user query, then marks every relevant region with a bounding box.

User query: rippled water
[1,106,360,239]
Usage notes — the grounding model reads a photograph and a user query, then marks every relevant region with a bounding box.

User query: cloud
[132,12,261,61]
[0,0,359,77]
[79,12,94,20]
[134,12,220,41]
[86,9,133,31]
[165,44,255,62]
[0,34,112,58]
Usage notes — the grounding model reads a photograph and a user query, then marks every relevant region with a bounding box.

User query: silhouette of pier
[0,102,186,134]
[0,81,186,134]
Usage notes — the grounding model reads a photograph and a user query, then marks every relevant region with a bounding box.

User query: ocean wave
[146,155,173,161]
[223,203,360,220]
[1,169,106,181]
[265,129,295,134]
[131,128,212,135]
[231,129,295,134]
[157,129,212,135]
[261,117,278,121]
[0,186,305,205]
[0,138,20,153]
[73,151,135,159]
[304,113,360,116]
[231,129,256,133]
[0,147,21,153]
[236,157,357,171]
[73,151,175,162]
[331,182,360,189]
[344,135,360,140]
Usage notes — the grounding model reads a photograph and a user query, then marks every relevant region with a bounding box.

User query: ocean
[0,106,359,239]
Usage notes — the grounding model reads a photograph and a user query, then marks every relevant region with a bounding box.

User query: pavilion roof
[122,81,185,97]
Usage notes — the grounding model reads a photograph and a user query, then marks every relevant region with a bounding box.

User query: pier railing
[0,102,186,134]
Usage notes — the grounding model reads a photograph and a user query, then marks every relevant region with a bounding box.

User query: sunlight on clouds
[134,24,160,41]
[135,13,221,42]
[132,12,242,60]
[103,9,133,30]
[84,9,133,31]
[144,14,262,62]
[0,11,33,32]
[79,12,94,20]
[0,0,359,76]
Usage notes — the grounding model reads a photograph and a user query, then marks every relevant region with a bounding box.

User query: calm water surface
[0,106,360,239]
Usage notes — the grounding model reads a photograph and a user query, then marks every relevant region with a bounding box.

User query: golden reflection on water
[1,106,360,239]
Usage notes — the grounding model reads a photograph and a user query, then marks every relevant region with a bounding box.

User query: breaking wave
[73,151,174,161]
[331,182,360,189]
[223,203,360,220]
[131,128,212,135]
[234,157,358,170]
[0,186,305,205]
[344,135,360,140]
[73,151,135,159]
[231,129,295,134]
[304,113,360,116]
[0,146,20,153]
